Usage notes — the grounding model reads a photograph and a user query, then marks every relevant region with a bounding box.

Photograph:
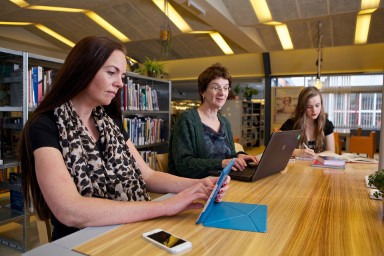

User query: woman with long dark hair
[20,36,230,240]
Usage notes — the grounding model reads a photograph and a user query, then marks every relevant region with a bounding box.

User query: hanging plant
[160,0,172,56]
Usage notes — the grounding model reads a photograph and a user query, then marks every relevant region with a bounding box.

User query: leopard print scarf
[54,101,151,201]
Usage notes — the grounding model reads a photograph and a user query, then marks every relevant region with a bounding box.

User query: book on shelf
[121,78,160,111]
[318,151,378,164]
[311,158,346,169]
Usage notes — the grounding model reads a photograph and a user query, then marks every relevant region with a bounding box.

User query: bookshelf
[0,47,62,252]
[122,72,171,170]
[221,99,265,147]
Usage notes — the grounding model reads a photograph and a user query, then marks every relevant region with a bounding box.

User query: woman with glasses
[169,63,258,178]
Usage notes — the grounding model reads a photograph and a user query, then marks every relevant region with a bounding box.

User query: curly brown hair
[197,63,233,102]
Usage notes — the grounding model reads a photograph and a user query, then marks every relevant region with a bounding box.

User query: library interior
[0,0,383,255]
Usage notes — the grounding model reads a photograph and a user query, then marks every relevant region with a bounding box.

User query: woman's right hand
[161,175,230,216]
[162,179,214,216]
[293,148,317,158]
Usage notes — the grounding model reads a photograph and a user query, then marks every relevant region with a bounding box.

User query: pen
[303,143,309,149]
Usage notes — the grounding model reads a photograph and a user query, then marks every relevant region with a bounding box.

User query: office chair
[155,153,169,172]
[334,131,342,155]
[349,131,376,158]
[234,143,245,153]
[36,217,52,244]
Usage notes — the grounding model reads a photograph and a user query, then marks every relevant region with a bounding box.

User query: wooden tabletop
[73,161,383,256]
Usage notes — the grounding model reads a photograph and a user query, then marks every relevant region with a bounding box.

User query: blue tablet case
[196,158,268,232]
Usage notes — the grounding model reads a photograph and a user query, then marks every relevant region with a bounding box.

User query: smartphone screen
[147,230,187,248]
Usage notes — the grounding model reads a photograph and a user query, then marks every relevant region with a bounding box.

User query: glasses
[209,83,230,92]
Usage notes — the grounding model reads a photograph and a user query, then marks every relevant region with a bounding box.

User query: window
[272,74,383,129]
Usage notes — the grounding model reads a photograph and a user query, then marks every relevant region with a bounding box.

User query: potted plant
[368,169,384,199]
[141,57,165,78]
[233,84,240,100]
[243,86,258,101]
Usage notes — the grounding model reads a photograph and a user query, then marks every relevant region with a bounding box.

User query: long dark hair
[292,86,326,152]
[20,36,126,220]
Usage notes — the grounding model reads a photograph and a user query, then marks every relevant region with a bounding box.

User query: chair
[349,131,376,158]
[234,142,245,153]
[36,217,52,244]
[334,131,342,155]
[155,153,169,172]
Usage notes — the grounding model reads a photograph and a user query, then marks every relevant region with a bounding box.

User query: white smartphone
[142,228,192,254]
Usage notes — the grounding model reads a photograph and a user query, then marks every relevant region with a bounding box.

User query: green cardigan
[168,108,237,178]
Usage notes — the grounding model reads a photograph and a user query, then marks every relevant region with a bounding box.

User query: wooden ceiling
[0,0,383,63]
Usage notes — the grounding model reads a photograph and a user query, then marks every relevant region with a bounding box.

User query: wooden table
[69,161,383,255]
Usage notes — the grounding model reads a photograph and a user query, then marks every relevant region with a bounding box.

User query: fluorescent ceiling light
[275,24,293,50]
[35,24,75,47]
[153,0,192,33]
[9,0,29,8]
[250,0,272,23]
[26,5,86,12]
[355,14,371,44]
[359,8,378,15]
[188,30,212,34]
[361,0,380,9]
[264,21,283,26]
[0,21,32,25]
[209,32,234,55]
[85,11,130,43]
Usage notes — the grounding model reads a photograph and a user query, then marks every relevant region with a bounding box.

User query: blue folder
[196,158,268,232]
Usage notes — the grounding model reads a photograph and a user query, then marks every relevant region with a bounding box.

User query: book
[316,156,346,166]
[319,151,378,164]
[311,158,346,169]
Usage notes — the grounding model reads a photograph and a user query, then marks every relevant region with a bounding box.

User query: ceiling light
[209,32,234,55]
[35,24,75,47]
[264,21,283,26]
[26,5,86,12]
[188,31,212,34]
[250,0,272,23]
[358,8,378,15]
[153,0,192,33]
[275,24,293,50]
[355,14,371,44]
[0,21,32,25]
[9,0,29,8]
[85,11,130,43]
[361,0,380,9]
[126,56,138,64]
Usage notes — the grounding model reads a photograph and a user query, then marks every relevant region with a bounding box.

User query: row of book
[28,66,55,107]
[123,117,165,146]
[139,150,158,170]
[26,68,163,112]
[121,78,160,111]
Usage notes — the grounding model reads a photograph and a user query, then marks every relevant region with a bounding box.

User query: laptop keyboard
[229,165,258,181]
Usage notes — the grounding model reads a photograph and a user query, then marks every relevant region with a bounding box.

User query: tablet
[196,158,235,224]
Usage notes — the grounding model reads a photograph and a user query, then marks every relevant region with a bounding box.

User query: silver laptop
[209,130,300,182]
